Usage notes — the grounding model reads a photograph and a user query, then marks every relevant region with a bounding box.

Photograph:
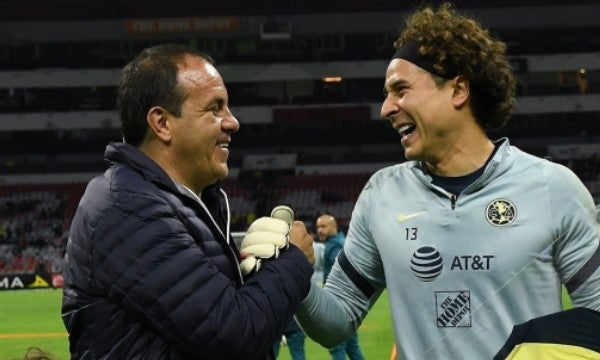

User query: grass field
[0,289,68,360]
[0,287,571,360]
[277,292,395,360]
[0,288,394,360]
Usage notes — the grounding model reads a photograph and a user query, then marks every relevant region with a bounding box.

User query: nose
[222,112,240,133]
[380,94,399,121]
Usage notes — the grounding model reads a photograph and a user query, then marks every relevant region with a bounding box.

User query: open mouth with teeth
[398,124,417,138]
[216,142,230,158]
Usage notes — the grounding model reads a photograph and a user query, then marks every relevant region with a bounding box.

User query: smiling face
[167,56,239,191]
[381,59,457,164]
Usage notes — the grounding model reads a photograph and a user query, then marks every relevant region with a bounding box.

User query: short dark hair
[116,44,214,146]
[395,3,516,131]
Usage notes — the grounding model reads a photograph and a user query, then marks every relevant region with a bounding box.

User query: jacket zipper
[450,194,457,210]
[220,189,245,284]
[181,186,245,284]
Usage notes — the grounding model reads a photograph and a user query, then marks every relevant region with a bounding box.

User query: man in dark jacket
[61,44,315,360]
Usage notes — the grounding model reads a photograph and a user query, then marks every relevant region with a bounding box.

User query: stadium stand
[0,1,599,278]
[0,183,84,276]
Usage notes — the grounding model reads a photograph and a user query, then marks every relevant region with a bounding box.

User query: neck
[426,135,495,177]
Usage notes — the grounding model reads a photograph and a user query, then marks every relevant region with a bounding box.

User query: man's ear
[146,106,171,143]
[451,76,470,108]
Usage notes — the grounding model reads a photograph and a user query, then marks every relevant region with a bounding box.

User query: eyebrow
[204,94,226,108]
[383,79,410,96]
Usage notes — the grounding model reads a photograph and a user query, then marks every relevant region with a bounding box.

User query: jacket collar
[104,141,223,193]
[410,137,511,193]
[104,141,228,227]
[105,141,175,188]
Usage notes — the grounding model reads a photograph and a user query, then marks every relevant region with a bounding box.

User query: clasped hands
[239,206,314,275]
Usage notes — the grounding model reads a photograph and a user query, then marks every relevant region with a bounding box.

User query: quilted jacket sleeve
[67,171,313,359]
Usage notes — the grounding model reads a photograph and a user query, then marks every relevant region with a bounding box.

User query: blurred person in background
[316,214,365,360]
[312,230,325,288]
[294,3,600,359]
[61,43,314,360]
[272,319,306,360]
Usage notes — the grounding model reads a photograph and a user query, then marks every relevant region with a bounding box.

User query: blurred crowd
[0,190,68,275]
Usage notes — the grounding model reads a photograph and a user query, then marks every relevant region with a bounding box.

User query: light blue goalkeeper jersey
[296,139,600,360]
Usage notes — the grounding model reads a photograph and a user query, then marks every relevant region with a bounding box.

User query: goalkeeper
[294,4,600,360]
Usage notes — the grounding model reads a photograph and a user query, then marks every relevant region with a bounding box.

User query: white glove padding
[239,216,290,276]
[242,217,289,256]
[244,218,289,249]
[239,255,261,276]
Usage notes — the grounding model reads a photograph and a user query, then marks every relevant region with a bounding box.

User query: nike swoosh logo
[396,211,426,222]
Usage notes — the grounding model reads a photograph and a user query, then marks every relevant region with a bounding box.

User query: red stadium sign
[125,17,240,34]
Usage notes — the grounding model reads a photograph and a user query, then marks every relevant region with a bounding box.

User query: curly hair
[394,2,516,131]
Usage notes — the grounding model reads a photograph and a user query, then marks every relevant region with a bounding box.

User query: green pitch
[277,292,395,360]
[0,289,68,360]
[0,287,572,359]
[0,289,394,360]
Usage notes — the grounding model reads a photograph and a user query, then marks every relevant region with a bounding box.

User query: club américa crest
[485,198,516,226]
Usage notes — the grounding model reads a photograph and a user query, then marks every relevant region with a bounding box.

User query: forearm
[295,264,378,347]
[294,284,353,347]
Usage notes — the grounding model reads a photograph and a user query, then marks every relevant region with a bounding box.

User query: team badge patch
[485,198,516,226]
[436,290,471,327]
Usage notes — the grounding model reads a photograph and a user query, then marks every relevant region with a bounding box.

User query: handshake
[239,205,296,276]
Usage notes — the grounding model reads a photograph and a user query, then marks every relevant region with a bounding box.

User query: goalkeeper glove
[239,205,294,275]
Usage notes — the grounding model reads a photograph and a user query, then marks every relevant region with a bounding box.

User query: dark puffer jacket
[61,142,313,359]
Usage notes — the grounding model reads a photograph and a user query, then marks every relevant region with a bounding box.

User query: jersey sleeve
[549,163,600,309]
[295,174,386,347]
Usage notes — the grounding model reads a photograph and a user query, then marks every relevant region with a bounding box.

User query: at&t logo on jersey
[410,246,443,282]
[411,246,495,282]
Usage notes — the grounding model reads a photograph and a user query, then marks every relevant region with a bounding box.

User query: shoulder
[504,145,581,186]
[506,146,594,209]
[110,164,179,208]
[363,162,415,191]
[327,233,345,249]
[76,165,184,238]
[534,155,587,192]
